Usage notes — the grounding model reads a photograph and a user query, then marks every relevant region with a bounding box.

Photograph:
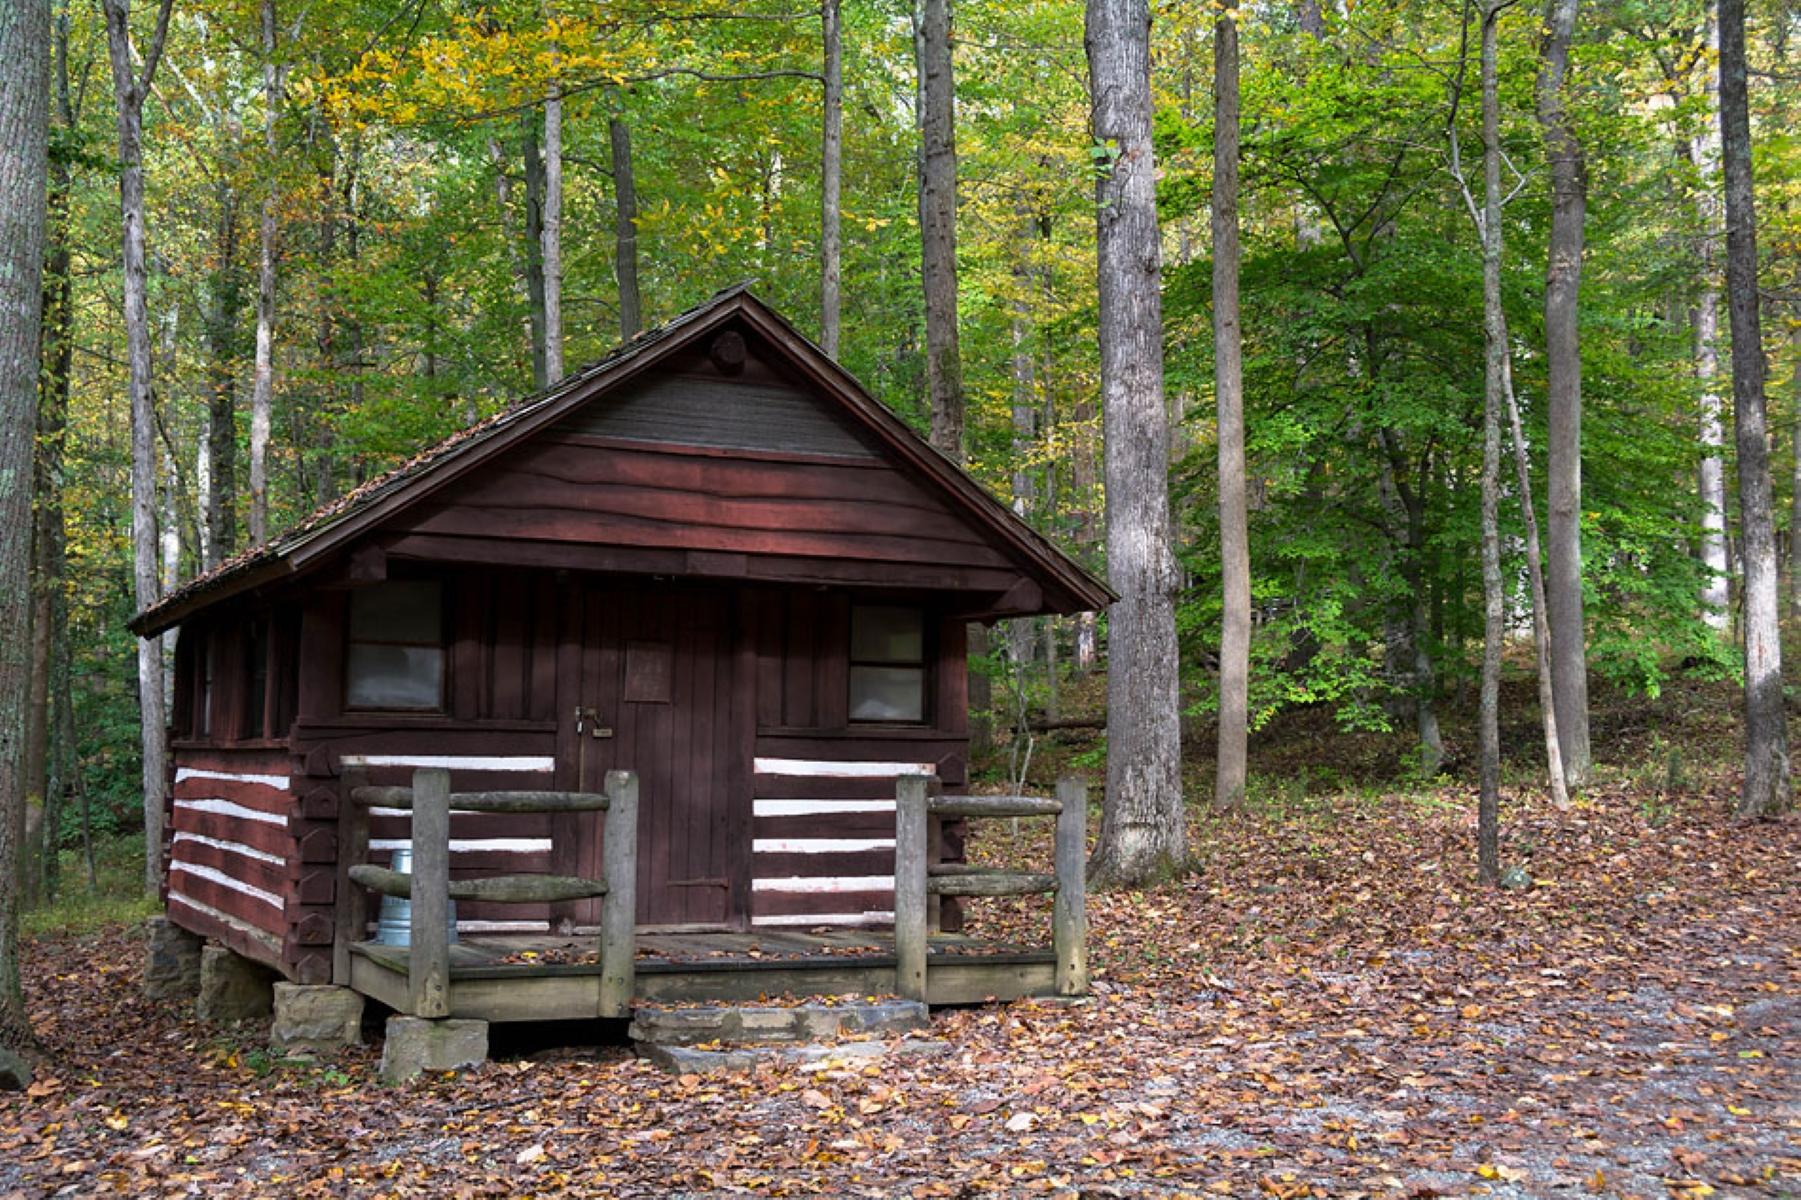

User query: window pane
[346,644,444,710]
[850,606,923,664]
[849,665,925,722]
[350,581,442,644]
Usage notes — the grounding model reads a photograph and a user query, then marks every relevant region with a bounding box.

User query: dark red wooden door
[571,582,749,930]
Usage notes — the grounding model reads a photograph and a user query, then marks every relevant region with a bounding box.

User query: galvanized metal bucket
[374,846,459,946]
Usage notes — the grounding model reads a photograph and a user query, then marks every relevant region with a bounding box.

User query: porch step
[637,1035,951,1076]
[627,998,930,1047]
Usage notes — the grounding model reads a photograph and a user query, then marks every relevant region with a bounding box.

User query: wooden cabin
[130,286,1111,1015]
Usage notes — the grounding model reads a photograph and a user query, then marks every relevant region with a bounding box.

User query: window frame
[847,603,932,727]
[342,579,449,714]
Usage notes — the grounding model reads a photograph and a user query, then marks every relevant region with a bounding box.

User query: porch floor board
[348,930,1058,1019]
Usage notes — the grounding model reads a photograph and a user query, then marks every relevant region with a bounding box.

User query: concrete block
[271,984,364,1053]
[197,945,278,1023]
[142,917,203,1001]
[379,1016,488,1083]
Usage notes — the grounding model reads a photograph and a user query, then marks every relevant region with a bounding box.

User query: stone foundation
[270,984,364,1054]
[142,917,203,1001]
[379,1016,489,1083]
[197,945,278,1023]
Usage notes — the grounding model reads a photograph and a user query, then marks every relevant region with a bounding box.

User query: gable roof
[129,285,1114,636]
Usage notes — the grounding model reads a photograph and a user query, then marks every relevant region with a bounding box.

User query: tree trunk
[521,109,548,386]
[819,0,843,357]
[1718,0,1791,819]
[541,81,564,383]
[203,174,240,568]
[1694,11,1730,631]
[1084,0,1185,887]
[0,0,49,1059]
[103,0,173,899]
[1213,10,1251,812]
[1789,320,1801,618]
[610,114,642,341]
[1503,360,1571,808]
[915,0,963,460]
[1473,0,1506,884]
[1537,0,1590,786]
[248,0,279,545]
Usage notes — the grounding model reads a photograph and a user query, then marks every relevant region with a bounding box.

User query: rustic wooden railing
[893,776,1087,1002]
[332,767,639,1018]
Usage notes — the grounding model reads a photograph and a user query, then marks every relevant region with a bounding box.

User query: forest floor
[3,675,1798,1198]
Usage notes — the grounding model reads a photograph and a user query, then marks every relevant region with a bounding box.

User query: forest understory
[3,671,1796,1199]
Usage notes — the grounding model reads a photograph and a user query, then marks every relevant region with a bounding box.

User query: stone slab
[271,984,364,1053]
[0,1045,31,1092]
[636,1037,951,1075]
[380,1016,489,1083]
[197,945,278,1023]
[629,999,931,1047]
[142,917,203,1001]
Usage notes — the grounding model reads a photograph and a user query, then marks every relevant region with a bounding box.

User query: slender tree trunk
[0,0,50,1064]
[103,0,173,899]
[541,81,564,383]
[1085,0,1185,886]
[1503,361,1571,808]
[1718,0,1790,819]
[1214,10,1251,812]
[915,0,963,459]
[1789,321,1801,618]
[1537,0,1590,785]
[204,175,240,567]
[610,114,642,341]
[1457,0,1509,884]
[1694,11,1730,630]
[522,109,549,386]
[819,0,843,357]
[248,0,279,545]
[30,36,74,905]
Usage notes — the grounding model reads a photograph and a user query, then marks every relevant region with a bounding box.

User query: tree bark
[1537,0,1591,786]
[521,109,549,386]
[203,173,240,568]
[610,114,642,341]
[1503,360,1571,808]
[103,0,173,899]
[0,0,49,1059]
[1693,11,1730,631]
[1718,0,1790,819]
[819,0,843,358]
[1213,10,1251,812]
[541,80,564,383]
[248,0,280,545]
[915,0,963,461]
[1789,320,1801,619]
[1084,0,1185,886]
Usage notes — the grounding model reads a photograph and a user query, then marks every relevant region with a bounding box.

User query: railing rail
[333,766,639,1018]
[893,774,1087,1002]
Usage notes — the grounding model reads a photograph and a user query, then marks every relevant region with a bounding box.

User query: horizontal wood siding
[552,370,881,460]
[166,746,296,972]
[398,434,1020,581]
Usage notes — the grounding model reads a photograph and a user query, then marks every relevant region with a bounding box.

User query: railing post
[598,770,639,1018]
[1053,776,1089,996]
[409,768,452,1017]
[331,766,370,986]
[894,773,932,1002]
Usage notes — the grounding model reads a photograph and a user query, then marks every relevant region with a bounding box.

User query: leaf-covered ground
[3,780,1796,1198]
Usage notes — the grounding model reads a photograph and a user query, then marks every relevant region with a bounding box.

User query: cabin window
[345,580,445,711]
[244,619,269,739]
[199,634,217,737]
[849,605,927,723]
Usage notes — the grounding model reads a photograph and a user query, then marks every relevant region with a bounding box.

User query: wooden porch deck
[348,930,1058,1021]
